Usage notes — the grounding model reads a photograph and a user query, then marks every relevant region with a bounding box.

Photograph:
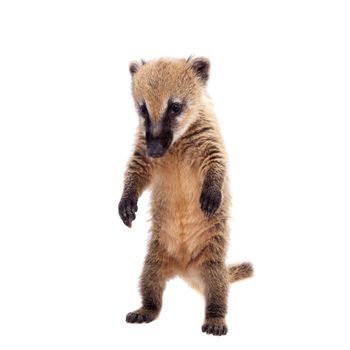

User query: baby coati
[118,56,253,336]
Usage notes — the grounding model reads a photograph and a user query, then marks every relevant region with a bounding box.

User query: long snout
[147,138,166,158]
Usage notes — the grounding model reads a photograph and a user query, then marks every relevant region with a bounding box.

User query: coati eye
[168,102,183,116]
[140,104,149,118]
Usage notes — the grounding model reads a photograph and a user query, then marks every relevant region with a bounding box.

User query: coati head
[129,57,210,158]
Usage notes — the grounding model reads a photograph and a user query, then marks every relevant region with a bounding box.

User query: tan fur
[119,57,253,335]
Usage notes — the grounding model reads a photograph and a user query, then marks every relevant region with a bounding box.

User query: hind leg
[197,231,229,336]
[126,239,173,324]
[200,260,229,335]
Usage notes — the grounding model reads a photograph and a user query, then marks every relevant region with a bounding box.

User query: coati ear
[188,56,210,84]
[129,59,147,77]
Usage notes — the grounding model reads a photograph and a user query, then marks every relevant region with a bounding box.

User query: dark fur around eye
[168,102,183,117]
[140,104,149,118]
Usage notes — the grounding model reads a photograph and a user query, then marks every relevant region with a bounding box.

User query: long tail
[228,262,254,283]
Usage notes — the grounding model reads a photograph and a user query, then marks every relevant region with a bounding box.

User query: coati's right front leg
[126,240,172,324]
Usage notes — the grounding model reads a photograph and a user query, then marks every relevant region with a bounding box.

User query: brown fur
[119,57,253,336]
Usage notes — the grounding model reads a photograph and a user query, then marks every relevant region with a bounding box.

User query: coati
[118,57,253,336]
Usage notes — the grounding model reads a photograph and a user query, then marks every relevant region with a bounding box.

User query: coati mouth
[146,132,173,158]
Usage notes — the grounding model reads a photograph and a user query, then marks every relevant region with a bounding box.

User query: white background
[1,0,349,349]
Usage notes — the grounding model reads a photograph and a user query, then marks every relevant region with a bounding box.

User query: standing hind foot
[126,240,173,325]
[126,307,158,324]
[202,317,228,336]
[198,235,230,336]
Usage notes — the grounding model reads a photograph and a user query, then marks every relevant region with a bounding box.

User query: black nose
[147,140,165,158]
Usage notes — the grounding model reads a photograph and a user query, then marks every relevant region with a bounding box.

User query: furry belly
[151,181,213,267]
[149,157,221,267]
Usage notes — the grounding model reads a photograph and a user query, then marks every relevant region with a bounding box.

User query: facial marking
[150,121,162,137]
[131,58,203,157]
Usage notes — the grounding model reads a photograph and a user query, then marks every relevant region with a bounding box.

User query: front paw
[118,193,138,228]
[200,185,222,216]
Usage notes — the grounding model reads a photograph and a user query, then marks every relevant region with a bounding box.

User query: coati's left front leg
[198,143,226,216]
[200,170,223,216]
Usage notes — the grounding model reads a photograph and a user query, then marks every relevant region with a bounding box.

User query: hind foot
[126,308,158,324]
[202,317,228,336]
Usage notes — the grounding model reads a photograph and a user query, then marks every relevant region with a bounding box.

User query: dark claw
[200,186,222,217]
[118,193,138,228]
[126,312,138,323]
